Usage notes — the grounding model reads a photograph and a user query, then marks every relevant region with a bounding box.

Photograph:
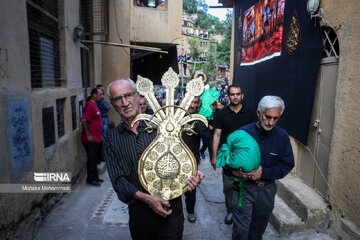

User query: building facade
[221,0,360,236]
[180,13,211,61]
[102,0,182,127]
[0,0,107,237]
[1,0,183,238]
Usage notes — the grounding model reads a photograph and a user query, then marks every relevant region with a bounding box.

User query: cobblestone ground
[34,152,333,240]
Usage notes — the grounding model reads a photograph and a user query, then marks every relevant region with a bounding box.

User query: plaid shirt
[97,98,110,118]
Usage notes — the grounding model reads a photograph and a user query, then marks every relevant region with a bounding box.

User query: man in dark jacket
[231,95,295,240]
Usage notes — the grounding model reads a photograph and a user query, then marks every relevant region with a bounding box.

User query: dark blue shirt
[240,122,294,180]
[97,98,110,118]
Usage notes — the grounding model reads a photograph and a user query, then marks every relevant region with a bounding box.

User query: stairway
[270,175,329,235]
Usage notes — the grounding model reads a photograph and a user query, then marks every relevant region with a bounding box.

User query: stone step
[270,195,305,235]
[276,175,328,229]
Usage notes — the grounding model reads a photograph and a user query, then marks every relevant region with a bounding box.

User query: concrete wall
[321,0,360,228]
[0,0,102,233]
[290,0,360,229]
[227,0,360,230]
[102,0,131,127]
[103,0,183,128]
[130,1,182,44]
[0,0,34,228]
[210,34,224,44]
[0,0,31,91]
[180,35,210,59]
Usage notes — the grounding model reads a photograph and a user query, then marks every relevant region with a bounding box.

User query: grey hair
[107,78,137,101]
[257,96,285,115]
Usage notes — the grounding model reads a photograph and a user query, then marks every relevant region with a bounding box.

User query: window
[81,46,90,88]
[135,0,167,9]
[27,0,62,88]
[70,96,77,130]
[321,26,339,59]
[40,38,55,84]
[42,107,55,148]
[80,0,109,41]
[56,98,65,138]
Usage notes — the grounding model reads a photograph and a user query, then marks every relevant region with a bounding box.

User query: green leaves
[183,0,207,14]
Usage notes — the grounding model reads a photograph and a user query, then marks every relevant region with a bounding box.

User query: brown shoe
[188,213,197,223]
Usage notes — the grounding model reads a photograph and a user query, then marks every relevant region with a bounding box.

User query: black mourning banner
[233,0,323,144]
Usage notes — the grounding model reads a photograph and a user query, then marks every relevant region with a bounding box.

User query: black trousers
[128,197,184,240]
[185,188,196,214]
[82,141,101,182]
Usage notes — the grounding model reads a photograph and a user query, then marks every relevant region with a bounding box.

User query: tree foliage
[203,42,216,77]
[188,38,201,61]
[195,12,225,35]
[216,11,232,64]
[188,38,201,72]
[183,0,224,34]
[183,0,233,72]
[183,0,207,14]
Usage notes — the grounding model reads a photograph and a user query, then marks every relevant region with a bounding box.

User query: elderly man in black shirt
[104,78,204,240]
[211,85,257,225]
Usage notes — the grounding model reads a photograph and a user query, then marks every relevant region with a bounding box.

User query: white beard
[259,116,275,131]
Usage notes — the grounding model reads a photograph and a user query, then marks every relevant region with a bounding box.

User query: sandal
[188,213,197,223]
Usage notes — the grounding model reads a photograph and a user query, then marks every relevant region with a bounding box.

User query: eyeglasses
[112,92,136,103]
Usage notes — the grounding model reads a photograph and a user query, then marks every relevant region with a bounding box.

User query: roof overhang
[214,0,234,8]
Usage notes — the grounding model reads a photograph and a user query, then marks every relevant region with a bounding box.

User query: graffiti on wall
[8,101,32,170]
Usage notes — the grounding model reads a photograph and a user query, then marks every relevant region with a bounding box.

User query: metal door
[299,26,339,198]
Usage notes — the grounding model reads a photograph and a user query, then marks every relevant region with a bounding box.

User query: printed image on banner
[241,0,286,66]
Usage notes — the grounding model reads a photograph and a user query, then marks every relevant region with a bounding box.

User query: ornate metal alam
[132,67,208,200]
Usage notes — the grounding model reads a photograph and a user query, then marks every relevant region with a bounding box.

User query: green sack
[199,88,220,120]
[216,130,261,206]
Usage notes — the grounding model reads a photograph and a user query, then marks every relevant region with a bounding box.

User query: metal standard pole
[215,42,218,86]
[181,61,184,98]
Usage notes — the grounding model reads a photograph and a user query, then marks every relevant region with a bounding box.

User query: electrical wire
[305,145,345,217]
[112,0,130,56]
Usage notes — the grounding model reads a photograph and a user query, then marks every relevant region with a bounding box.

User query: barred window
[80,0,109,41]
[134,0,167,9]
[70,96,77,130]
[56,98,65,138]
[321,26,339,59]
[27,0,62,88]
[81,46,90,88]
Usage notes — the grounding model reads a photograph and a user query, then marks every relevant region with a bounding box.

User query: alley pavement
[34,153,334,240]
